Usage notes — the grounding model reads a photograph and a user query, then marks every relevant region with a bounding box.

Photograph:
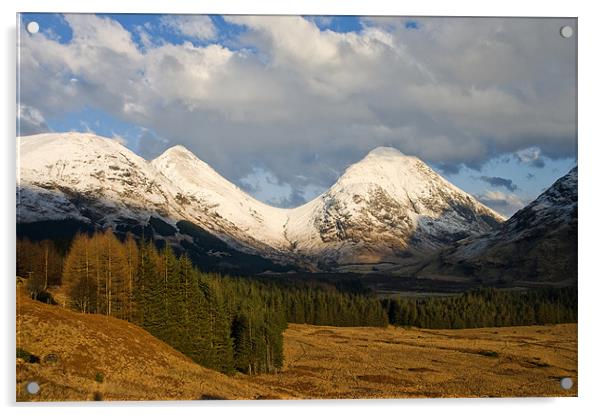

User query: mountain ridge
[409,167,577,284]
[18,132,506,272]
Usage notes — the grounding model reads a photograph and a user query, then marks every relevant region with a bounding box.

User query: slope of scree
[18,133,504,271]
[16,287,288,401]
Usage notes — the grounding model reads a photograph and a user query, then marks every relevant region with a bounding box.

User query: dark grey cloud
[514,146,547,169]
[479,176,518,192]
[17,105,49,135]
[271,188,308,208]
[531,158,546,168]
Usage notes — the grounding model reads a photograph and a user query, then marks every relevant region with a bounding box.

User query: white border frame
[3,1,601,414]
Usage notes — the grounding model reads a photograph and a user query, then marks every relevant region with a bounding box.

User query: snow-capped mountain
[17,133,291,273]
[150,145,289,253]
[17,132,184,225]
[17,133,505,272]
[415,167,578,284]
[284,147,504,268]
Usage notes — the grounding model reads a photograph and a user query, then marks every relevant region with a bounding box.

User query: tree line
[280,283,387,327]
[16,232,386,374]
[382,287,577,329]
[17,238,62,300]
[16,234,577,374]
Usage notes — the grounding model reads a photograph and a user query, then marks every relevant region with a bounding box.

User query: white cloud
[160,15,217,40]
[477,190,526,217]
[515,147,545,168]
[305,16,334,28]
[516,146,541,163]
[18,14,576,205]
[64,14,140,58]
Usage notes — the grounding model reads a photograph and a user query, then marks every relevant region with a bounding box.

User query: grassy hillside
[16,290,290,401]
[16,288,577,401]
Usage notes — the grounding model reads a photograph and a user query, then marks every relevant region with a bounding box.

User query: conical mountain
[150,144,289,250]
[284,147,504,268]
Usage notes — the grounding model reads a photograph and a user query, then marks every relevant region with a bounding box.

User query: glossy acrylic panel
[16,13,577,401]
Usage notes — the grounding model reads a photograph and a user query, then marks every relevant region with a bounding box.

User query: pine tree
[231,313,253,373]
[207,288,235,373]
[187,273,214,365]
[134,239,167,338]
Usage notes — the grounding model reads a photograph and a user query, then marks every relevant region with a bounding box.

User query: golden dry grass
[16,291,289,401]
[17,290,577,401]
[250,323,577,398]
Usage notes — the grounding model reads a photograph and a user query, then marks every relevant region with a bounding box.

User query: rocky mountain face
[284,147,504,269]
[17,133,505,273]
[149,144,291,259]
[18,133,182,226]
[415,167,577,284]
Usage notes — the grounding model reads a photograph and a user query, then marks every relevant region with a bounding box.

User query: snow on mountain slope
[17,134,505,271]
[284,147,504,267]
[415,167,578,283]
[453,167,576,257]
[17,133,184,226]
[150,145,289,250]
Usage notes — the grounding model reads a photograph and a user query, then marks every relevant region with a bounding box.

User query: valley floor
[17,292,577,401]
[254,323,577,398]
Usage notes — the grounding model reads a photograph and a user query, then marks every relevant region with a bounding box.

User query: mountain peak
[160,144,198,160]
[153,145,218,173]
[365,146,406,158]
[18,132,145,169]
[19,132,124,149]
[337,146,427,188]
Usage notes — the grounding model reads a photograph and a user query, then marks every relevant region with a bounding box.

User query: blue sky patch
[405,20,420,30]
[304,15,364,33]
[20,13,73,43]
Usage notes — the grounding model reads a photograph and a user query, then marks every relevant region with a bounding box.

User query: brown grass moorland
[17,290,577,401]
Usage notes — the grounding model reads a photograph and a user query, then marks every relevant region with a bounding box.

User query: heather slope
[16,289,289,401]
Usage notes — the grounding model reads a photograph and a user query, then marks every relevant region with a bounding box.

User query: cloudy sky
[17,14,577,217]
